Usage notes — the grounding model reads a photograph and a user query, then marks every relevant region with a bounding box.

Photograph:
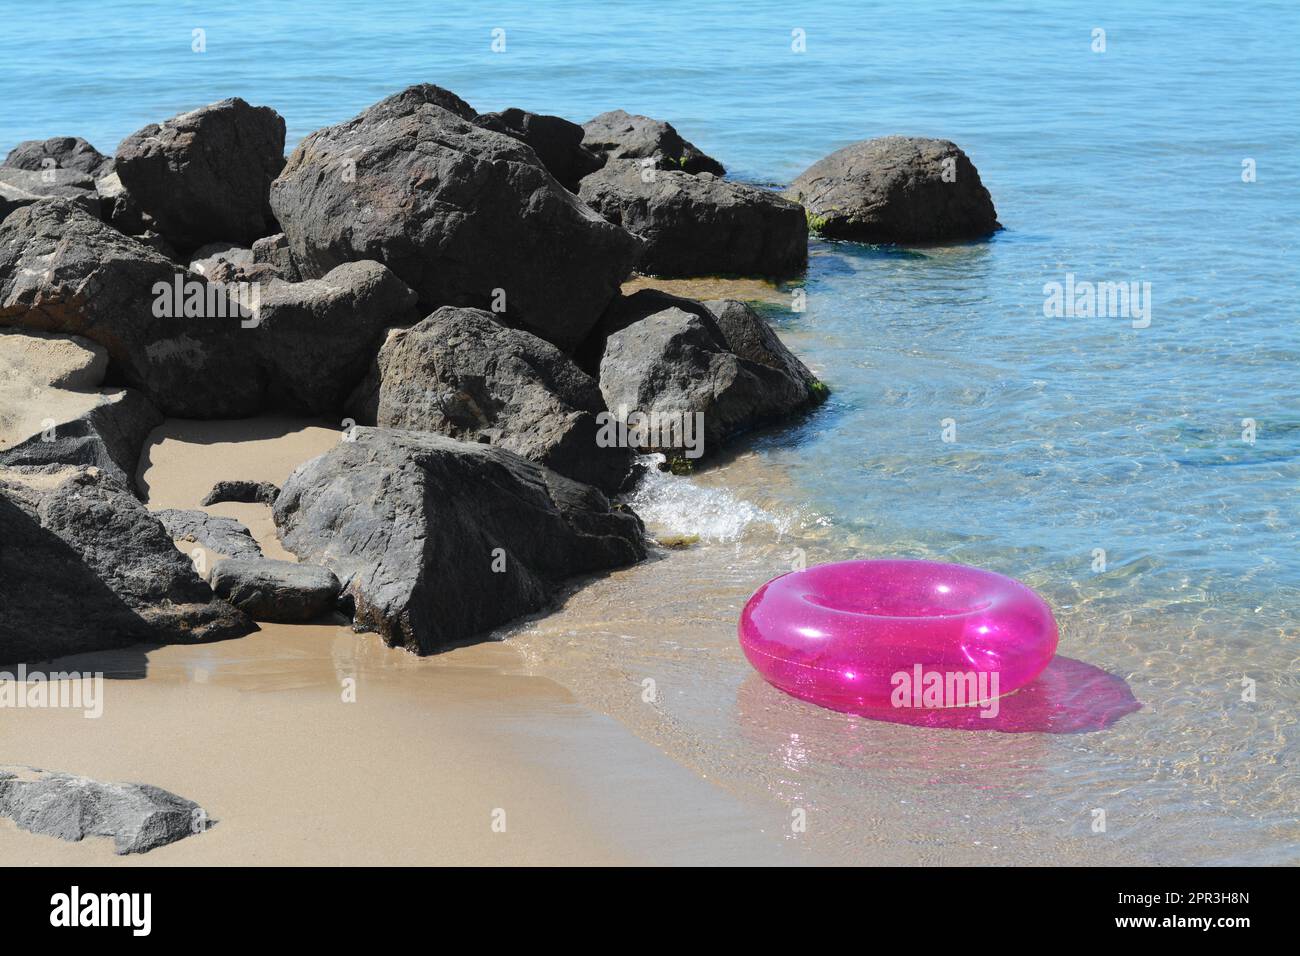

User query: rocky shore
[0,84,998,853]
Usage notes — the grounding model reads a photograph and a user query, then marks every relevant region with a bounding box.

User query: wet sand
[0,417,806,866]
[621,275,792,306]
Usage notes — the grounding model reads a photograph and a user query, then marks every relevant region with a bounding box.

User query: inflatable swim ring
[739,559,1058,716]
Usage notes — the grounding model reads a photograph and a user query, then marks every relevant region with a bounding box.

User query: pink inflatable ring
[739,559,1058,716]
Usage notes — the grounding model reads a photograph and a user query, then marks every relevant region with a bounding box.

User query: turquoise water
[4,1,1297,862]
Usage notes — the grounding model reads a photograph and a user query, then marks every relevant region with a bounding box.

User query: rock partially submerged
[209,557,341,622]
[581,109,724,175]
[348,306,632,492]
[785,136,1000,243]
[702,298,823,400]
[270,84,639,351]
[114,97,286,250]
[598,301,824,462]
[201,479,280,506]
[0,766,205,854]
[0,201,417,417]
[273,428,645,653]
[579,162,807,278]
[0,466,253,664]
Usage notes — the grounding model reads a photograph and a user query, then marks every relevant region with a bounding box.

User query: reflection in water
[744,656,1141,735]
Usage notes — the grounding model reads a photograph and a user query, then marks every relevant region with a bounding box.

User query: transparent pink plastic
[738,559,1059,716]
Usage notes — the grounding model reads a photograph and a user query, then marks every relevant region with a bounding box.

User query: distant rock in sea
[785,136,1000,243]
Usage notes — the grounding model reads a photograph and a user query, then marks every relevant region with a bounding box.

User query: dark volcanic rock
[4,137,112,177]
[0,201,417,417]
[0,766,205,854]
[581,110,724,175]
[0,388,162,491]
[598,304,822,460]
[579,162,807,278]
[200,479,280,506]
[348,306,632,492]
[155,509,263,560]
[0,166,100,217]
[702,298,822,397]
[114,97,286,250]
[273,428,645,653]
[575,288,714,374]
[188,242,254,277]
[1,178,40,222]
[250,233,301,281]
[475,108,603,191]
[0,328,161,489]
[93,168,151,236]
[269,84,639,351]
[246,261,419,413]
[0,465,253,665]
[209,557,340,622]
[784,136,1000,243]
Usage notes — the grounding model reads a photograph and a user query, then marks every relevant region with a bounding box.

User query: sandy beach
[1,411,807,866]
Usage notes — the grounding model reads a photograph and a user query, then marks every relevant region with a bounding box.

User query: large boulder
[273,428,645,653]
[575,287,715,374]
[3,137,111,177]
[0,201,417,417]
[578,162,807,278]
[581,110,724,175]
[239,260,419,413]
[0,766,206,855]
[0,328,161,488]
[348,306,632,492]
[114,97,286,250]
[784,136,1000,243]
[209,557,340,622]
[598,304,824,462]
[702,298,824,400]
[475,108,603,191]
[269,84,639,351]
[0,465,253,665]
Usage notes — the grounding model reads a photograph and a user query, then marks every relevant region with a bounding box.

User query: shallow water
[3,1,1297,863]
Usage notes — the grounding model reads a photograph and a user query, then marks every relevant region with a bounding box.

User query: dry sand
[0,417,806,866]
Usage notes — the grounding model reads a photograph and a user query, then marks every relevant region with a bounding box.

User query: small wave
[622,455,798,543]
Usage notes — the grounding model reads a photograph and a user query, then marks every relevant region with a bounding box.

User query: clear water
[4,1,1296,863]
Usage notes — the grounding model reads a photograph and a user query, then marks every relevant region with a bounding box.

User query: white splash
[623,455,797,543]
